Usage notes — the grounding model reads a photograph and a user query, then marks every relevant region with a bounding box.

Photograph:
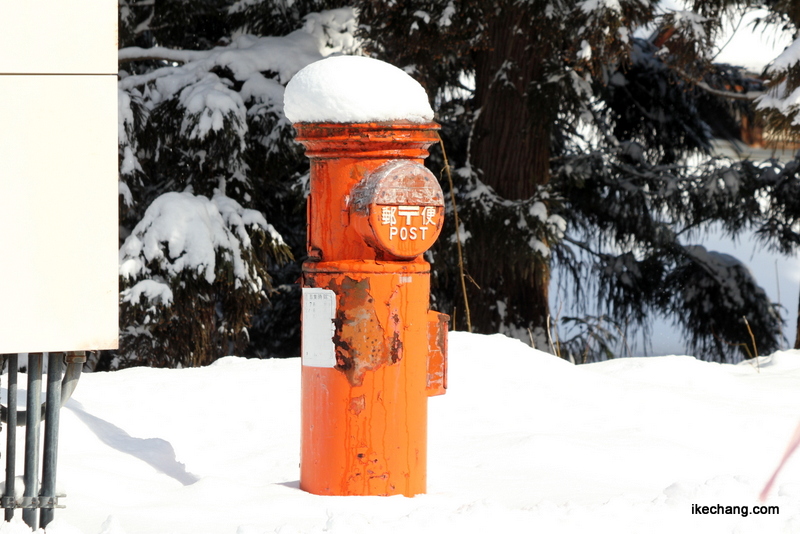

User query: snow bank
[283,55,434,124]
[4,332,799,533]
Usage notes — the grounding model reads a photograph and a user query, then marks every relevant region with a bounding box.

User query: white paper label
[301,288,337,367]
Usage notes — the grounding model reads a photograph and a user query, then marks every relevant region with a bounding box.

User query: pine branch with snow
[666,246,783,361]
[754,3,800,140]
[119,192,291,367]
[757,37,800,138]
[115,4,358,365]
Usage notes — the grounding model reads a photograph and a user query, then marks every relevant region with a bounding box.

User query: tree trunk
[461,3,553,349]
[794,289,800,349]
[471,5,550,200]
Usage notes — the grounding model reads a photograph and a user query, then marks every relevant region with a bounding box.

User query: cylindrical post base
[300,260,430,496]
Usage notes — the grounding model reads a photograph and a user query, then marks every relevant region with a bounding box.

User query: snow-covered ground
[1,331,798,533]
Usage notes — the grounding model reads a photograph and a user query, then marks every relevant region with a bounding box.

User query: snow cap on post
[284,55,434,123]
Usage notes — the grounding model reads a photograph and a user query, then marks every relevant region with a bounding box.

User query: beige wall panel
[0,75,118,353]
[0,0,117,74]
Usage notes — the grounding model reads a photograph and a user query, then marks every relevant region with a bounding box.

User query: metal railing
[0,352,85,530]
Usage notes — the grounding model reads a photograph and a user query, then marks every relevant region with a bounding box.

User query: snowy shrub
[666,246,782,361]
[119,192,290,367]
[116,2,357,366]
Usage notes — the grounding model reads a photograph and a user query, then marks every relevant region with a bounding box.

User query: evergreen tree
[355,0,796,362]
[115,0,800,366]
[115,0,355,367]
[754,1,800,349]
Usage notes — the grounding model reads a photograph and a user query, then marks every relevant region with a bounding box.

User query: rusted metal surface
[295,121,446,497]
[427,311,449,396]
[294,122,439,264]
[350,160,444,212]
[327,275,402,387]
[350,160,445,260]
[301,261,430,496]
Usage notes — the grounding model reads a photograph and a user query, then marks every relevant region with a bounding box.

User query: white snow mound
[283,55,434,124]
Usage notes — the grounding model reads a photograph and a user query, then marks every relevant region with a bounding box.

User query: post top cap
[284,56,434,124]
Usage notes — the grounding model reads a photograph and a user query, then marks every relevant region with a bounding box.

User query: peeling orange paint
[296,122,447,497]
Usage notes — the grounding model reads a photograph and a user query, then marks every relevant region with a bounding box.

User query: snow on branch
[767,37,800,74]
[669,244,782,361]
[117,7,360,175]
[119,46,210,65]
[119,191,284,290]
[757,38,800,126]
[119,9,359,98]
[683,245,750,308]
[757,80,800,124]
[122,279,174,308]
[119,8,359,87]
[302,7,360,55]
[119,32,324,95]
[669,10,709,44]
[578,0,622,15]
[692,77,762,101]
[179,74,248,143]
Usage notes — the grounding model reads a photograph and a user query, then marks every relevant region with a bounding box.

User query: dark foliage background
[112,0,800,368]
